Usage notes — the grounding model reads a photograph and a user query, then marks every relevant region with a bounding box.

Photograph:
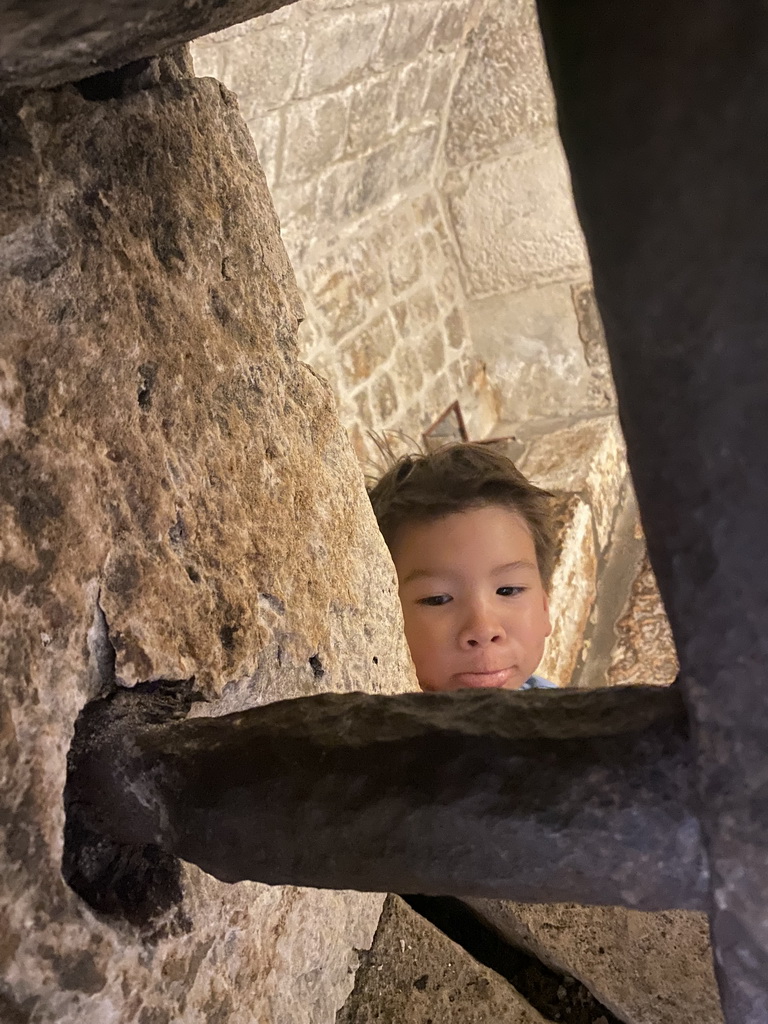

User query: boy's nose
[458,605,506,648]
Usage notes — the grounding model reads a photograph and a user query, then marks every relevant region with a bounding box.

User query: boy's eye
[497,586,526,597]
[418,594,452,606]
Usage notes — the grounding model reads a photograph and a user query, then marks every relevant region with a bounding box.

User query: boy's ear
[543,590,553,637]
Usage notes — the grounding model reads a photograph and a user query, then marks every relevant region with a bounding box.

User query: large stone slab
[0,0,297,90]
[519,415,627,552]
[468,901,723,1024]
[608,554,679,688]
[336,896,549,1024]
[444,139,589,299]
[538,493,597,686]
[0,68,414,1023]
[468,281,592,424]
[445,0,556,168]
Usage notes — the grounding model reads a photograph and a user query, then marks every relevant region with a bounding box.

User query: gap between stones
[403,895,623,1024]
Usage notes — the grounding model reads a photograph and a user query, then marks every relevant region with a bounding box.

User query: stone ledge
[336,896,549,1024]
[466,901,723,1024]
[519,415,627,553]
[539,493,597,686]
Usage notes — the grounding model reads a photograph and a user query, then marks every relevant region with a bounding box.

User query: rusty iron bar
[67,682,708,910]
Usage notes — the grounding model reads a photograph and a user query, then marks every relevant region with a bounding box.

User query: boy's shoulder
[521,675,558,689]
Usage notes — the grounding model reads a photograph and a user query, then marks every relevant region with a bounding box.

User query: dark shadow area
[62,679,197,930]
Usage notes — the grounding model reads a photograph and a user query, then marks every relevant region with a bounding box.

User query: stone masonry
[192,0,611,460]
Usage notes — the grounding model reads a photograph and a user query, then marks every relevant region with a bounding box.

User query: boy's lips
[451,668,516,689]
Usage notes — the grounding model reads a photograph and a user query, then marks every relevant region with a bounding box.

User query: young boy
[368,442,557,692]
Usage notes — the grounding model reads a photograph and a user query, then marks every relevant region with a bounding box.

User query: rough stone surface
[468,901,723,1024]
[444,140,589,300]
[336,896,549,1024]
[608,554,680,688]
[572,281,616,409]
[0,72,414,1023]
[445,0,556,167]
[468,281,592,424]
[192,1,492,461]
[519,416,627,552]
[539,494,598,687]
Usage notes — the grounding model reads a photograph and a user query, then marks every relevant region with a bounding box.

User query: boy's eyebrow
[401,560,537,585]
[493,560,538,574]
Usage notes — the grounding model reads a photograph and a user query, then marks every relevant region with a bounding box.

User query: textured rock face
[192,1,494,465]
[0,68,414,1023]
[468,901,723,1024]
[539,494,597,686]
[337,896,549,1024]
[608,554,679,688]
[519,416,626,552]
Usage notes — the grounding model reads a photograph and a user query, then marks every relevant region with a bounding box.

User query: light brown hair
[368,441,557,589]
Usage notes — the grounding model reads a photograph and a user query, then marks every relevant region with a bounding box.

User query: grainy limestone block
[0,71,414,1024]
[572,281,616,409]
[467,901,724,1024]
[193,19,303,117]
[346,70,398,157]
[467,281,592,423]
[336,896,551,1024]
[429,0,476,52]
[296,6,389,96]
[538,494,598,686]
[444,140,589,299]
[519,415,627,552]
[373,1,439,70]
[445,0,556,167]
[608,555,679,688]
[281,91,349,184]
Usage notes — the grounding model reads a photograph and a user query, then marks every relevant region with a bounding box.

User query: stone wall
[192,0,617,458]
[0,59,415,1024]
[441,0,615,426]
[192,0,496,464]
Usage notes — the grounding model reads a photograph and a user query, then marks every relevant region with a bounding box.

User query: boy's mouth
[451,668,516,689]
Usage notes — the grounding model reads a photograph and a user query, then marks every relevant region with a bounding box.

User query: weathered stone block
[281,91,349,184]
[519,415,627,552]
[317,127,439,226]
[445,0,556,167]
[467,901,723,1024]
[303,241,388,340]
[345,70,398,157]
[608,554,679,688]
[245,107,282,187]
[296,6,389,96]
[538,494,597,686]
[337,896,549,1024]
[572,280,616,409]
[195,20,303,117]
[374,2,439,69]
[391,286,442,343]
[338,313,397,389]
[0,73,414,1024]
[370,371,399,422]
[467,281,592,423]
[445,141,589,298]
[429,0,475,51]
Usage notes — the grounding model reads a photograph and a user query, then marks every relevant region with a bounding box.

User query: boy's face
[391,505,552,692]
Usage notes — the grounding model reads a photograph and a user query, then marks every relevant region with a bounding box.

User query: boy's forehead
[391,506,537,573]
